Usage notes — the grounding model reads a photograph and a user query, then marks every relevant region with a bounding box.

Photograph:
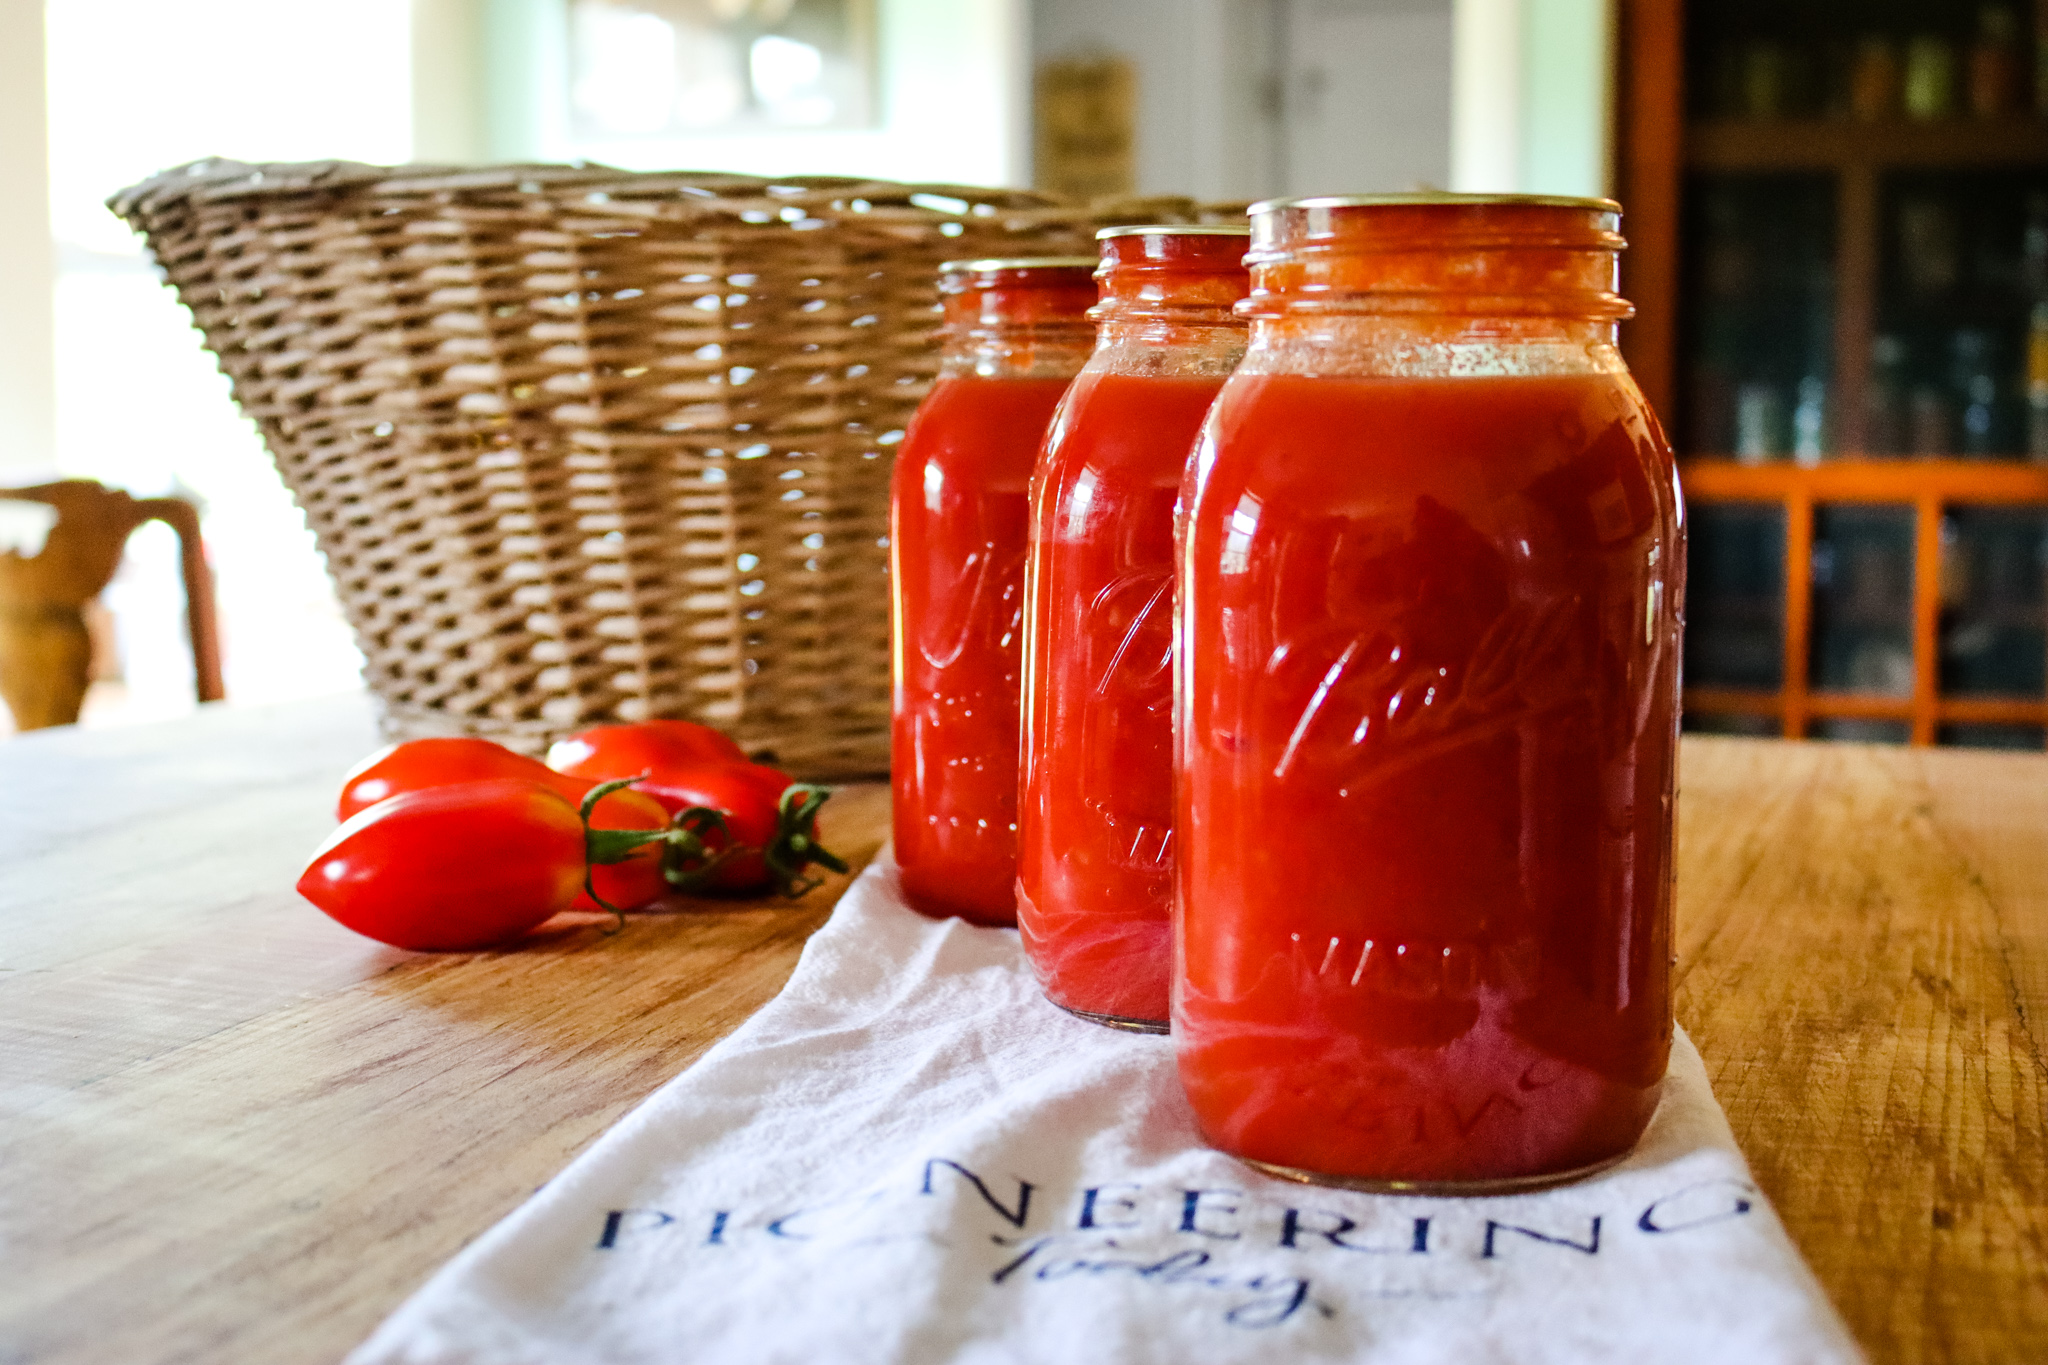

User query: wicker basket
[112,160,1199,777]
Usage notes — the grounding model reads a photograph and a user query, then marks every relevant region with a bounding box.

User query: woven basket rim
[108,160,1212,245]
[106,158,1198,228]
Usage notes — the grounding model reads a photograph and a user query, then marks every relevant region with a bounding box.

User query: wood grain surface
[1,699,2043,1363]
[1674,738,2048,1365]
[0,695,887,1365]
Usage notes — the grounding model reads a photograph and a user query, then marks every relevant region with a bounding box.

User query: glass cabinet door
[1680,174,1836,460]
[1807,504,1916,742]
[1941,506,2048,747]
[1877,170,2044,459]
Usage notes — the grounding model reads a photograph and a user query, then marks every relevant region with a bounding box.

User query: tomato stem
[580,867,628,935]
[576,775,660,932]
[764,784,849,898]
[575,775,846,904]
[659,805,747,893]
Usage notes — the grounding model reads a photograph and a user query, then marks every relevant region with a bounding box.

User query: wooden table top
[0,695,2041,1364]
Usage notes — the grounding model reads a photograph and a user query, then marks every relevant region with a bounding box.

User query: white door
[1278,0,1454,198]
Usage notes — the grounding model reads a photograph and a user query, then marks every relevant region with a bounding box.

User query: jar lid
[1247,191,1622,217]
[937,257,1099,274]
[1095,224,1252,239]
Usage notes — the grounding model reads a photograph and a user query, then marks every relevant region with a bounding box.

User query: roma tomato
[640,762,847,895]
[547,720,747,784]
[540,723,845,897]
[339,736,645,823]
[639,762,789,890]
[334,737,673,913]
[336,737,538,819]
[298,779,588,951]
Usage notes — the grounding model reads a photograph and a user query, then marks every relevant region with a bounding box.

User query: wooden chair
[0,480,224,731]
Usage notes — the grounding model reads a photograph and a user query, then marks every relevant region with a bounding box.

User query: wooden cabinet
[1616,0,2048,748]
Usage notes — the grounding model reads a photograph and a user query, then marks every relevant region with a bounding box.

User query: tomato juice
[1176,363,1682,1188]
[891,372,1078,924]
[1016,225,1249,1026]
[1015,374,1220,1023]
[1018,371,1229,1022]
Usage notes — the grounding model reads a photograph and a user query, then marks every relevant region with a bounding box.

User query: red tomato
[339,737,635,821]
[638,762,791,891]
[338,737,532,819]
[546,720,748,785]
[298,780,587,951]
[639,762,846,895]
[334,737,673,913]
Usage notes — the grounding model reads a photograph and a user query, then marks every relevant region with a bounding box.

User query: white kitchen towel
[350,854,1865,1365]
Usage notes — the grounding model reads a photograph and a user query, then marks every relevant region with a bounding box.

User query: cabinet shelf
[1688,118,2048,173]
[1684,687,2048,727]
[1676,460,2048,744]
[1681,458,2048,503]
[1618,3,2048,750]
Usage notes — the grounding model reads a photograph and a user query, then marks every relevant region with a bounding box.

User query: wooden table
[0,696,2041,1364]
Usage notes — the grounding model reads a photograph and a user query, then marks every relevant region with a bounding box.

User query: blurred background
[1638,1,2048,748]
[0,0,1608,735]
[2,0,2043,748]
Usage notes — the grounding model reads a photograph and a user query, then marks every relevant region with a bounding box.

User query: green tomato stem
[764,784,849,898]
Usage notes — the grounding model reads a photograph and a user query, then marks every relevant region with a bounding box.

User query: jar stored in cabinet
[891,259,1097,925]
[1018,226,1250,1029]
[1174,195,1684,1191]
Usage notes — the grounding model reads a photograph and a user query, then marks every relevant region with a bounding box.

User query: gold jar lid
[937,256,1099,274]
[1095,224,1252,239]
[1246,191,1622,217]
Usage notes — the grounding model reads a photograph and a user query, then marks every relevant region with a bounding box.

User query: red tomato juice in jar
[1018,226,1250,1028]
[891,258,1097,925]
[1175,196,1684,1191]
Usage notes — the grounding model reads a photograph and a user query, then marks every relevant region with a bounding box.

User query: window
[40,0,411,727]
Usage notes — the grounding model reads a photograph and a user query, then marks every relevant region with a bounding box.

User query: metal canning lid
[937,257,1099,273]
[1246,191,1622,217]
[1095,224,1253,240]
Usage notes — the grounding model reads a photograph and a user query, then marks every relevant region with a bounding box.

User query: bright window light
[573,7,689,135]
[36,0,408,731]
[751,34,831,123]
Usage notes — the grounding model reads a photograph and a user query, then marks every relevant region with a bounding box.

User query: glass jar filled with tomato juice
[891,258,1098,925]
[1018,226,1250,1029]
[1175,195,1685,1191]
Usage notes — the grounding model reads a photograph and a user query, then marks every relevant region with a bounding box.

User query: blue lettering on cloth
[586,1154,1762,1325]
[1481,1216,1602,1259]
[921,1158,1034,1228]
[990,1234,1332,1329]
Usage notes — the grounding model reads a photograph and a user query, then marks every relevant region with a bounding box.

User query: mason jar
[1174,195,1685,1191]
[891,258,1097,925]
[1018,225,1250,1028]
